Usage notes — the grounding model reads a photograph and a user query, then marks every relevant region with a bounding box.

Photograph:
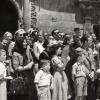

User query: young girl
[0,49,12,100]
[51,44,69,100]
[34,60,53,100]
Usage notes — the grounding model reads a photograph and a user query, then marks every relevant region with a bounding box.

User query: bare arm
[35,83,39,93]
[33,43,40,61]
[12,52,34,72]
[17,61,34,71]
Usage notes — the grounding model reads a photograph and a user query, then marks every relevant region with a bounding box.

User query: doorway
[93,24,100,41]
[0,0,19,37]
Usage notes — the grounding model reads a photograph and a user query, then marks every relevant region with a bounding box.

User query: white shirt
[34,69,52,87]
[72,62,86,77]
[34,41,44,54]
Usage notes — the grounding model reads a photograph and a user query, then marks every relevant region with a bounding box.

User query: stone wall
[32,0,83,33]
[14,0,83,33]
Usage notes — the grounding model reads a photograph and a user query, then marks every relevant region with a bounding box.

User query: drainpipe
[23,0,31,31]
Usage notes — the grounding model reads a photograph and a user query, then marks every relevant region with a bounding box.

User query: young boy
[72,47,89,100]
[34,60,53,100]
[0,49,12,100]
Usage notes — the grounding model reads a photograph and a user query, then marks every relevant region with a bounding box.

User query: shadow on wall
[33,0,83,24]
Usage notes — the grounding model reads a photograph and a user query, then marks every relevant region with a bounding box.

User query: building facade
[0,0,31,35]
[0,0,100,38]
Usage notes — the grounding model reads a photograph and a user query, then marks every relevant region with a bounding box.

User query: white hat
[15,29,26,35]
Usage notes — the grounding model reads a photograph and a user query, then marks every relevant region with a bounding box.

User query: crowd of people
[0,27,100,100]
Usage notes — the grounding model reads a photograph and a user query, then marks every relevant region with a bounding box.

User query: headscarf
[13,37,28,65]
[13,37,25,54]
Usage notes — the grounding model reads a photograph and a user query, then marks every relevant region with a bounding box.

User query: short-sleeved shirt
[34,69,52,87]
[72,62,87,78]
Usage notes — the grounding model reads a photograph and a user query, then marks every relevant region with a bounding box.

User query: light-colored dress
[52,56,68,100]
[0,62,7,100]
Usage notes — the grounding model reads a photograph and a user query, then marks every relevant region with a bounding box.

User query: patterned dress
[51,55,68,100]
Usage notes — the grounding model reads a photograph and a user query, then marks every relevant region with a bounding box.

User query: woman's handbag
[9,73,26,95]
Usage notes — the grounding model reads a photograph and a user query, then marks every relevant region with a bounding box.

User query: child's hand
[17,66,24,71]
[89,71,94,79]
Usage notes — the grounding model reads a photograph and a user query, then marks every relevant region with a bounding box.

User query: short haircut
[81,34,88,44]
[40,60,50,68]
[0,49,6,56]
[51,29,59,36]
[74,28,80,32]
[43,40,50,48]
[63,36,71,45]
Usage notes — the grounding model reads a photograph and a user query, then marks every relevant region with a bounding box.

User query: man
[74,28,82,39]
[51,29,59,41]
[81,35,96,100]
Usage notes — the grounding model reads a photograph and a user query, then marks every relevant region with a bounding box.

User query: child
[0,49,12,100]
[34,60,53,100]
[72,47,89,100]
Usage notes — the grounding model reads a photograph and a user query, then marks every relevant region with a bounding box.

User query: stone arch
[9,0,21,18]
[0,0,19,36]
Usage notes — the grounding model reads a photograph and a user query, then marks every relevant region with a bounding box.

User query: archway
[93,25,100,41]
[0,0,19,37]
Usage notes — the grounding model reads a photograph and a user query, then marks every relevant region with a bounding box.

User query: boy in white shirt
[72,48,89,100]
[34,60,53,100]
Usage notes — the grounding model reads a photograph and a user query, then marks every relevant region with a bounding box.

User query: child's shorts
[75,76,87,96]
[38,86,51,100]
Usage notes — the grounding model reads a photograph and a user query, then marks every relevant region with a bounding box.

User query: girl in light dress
[51,44,69,100]
[0,49,12,100]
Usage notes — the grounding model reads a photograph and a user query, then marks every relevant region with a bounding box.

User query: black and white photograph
[0,0,100,100]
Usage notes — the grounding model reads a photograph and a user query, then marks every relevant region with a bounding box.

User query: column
[23,0,31,31]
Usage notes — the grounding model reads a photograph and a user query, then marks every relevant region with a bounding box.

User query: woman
[39,40,52,62]
[33,30,44,74]
[51,44,69,100]
[12,37,36,100]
